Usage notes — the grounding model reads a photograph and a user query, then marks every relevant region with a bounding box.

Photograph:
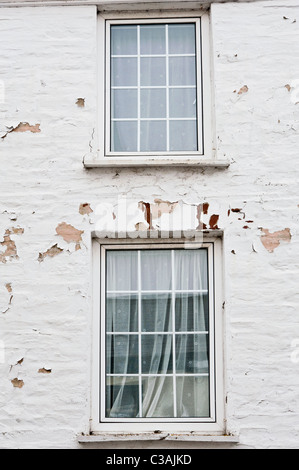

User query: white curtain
[105,249,209,419]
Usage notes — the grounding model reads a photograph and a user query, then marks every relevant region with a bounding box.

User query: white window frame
[91,237,225,434]
[86,10,226,168]
[106,17,203,156]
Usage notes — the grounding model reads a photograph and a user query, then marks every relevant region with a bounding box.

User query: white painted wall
[0,0,299,449]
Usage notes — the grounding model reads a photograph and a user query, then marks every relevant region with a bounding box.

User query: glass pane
[106,334,139,374]
[140,89,166,119]
[111,57,137,87]
[141,334,173,374]
[142,376,174,417]
[141,293,172,332]
[106,293,138,333]
[175,334,209,374]
[169,56,196,86]
[169,88,197,118]
[175,293,209,332]
[140,25,166,55]
[111,25,137,56]
[140,57,166,86]
[106,250,138,291]
[111,121,137,152]
[106,376,139,418]
[176,376,210,418]
[140,250,172,290]
[175,249,208,291]
[168,24,196,55]
[169,120,197,151]
[140,121,166,152]
[112,89,137,119]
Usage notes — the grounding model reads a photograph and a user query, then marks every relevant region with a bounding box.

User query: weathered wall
[0,0,299,449]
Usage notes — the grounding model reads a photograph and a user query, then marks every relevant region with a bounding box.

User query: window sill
[78,432,239,444]
[83,155,230,169]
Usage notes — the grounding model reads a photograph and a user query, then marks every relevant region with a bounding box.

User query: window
[108,20,201,154]
[88,12,222,167]
[92,239,224,434]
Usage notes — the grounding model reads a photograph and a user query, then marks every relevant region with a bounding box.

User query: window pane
[140,25,166,55]
[106,250,138,291]
[168,24,196,55]
[169,88,197,118]
[106,376,139,418]
[112,89,137,119]
[175,293,209,332]
[111,25,137,55]
[140,250,172,290]
[141,293,172,332]
[140,121,166,152]
[140,57,166,86]
[106,334,139,375]
[142,377,174,418]
[111,57,137,87]
[107,293,138,333]
[175,334,209,374]
[176,376,210,418]
[141,334,173,374]
[175,249,208,291]
[140,89,166,119]
[111,121,137,152]
[169,120,197,151]
[169,56,196,86]
[104,247,212,422]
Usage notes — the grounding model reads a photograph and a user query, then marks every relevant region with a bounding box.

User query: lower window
[92,239,224,433]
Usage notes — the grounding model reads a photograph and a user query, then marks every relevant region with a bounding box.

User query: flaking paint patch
[0,227,23,263]
[2,122,41,139]
[260,228,291,252]
[11,378,24,389]
[76,98,85,108]
[38,368,52,374]
[5,283,12,293]
[209,214,219,230]
[38,244,63,262]
[56,222,84,251]
[79,203,93,215]
[138,199,178,228]
[237,85,249,95]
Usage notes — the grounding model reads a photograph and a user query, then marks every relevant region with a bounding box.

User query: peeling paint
[56,222,84,251]
[11,378,24,389]
[209,214,219,230]
[0,227,23,263]
[38,368,52,374]
[5,283,12,293]
[76,98,85,107]
[260,228,291,252]
[38,244,63,262]
[138,199,179,228]
[2,122,41,139]
[79,203,93,215]
[237,85,249,95]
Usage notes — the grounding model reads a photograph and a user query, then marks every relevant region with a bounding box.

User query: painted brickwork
[0,0,299,448]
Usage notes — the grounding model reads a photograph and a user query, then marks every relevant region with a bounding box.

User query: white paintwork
[0,0,299,449]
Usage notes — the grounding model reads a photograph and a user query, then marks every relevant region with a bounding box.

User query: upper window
[107,20,202,155]
[92,12,215,166]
